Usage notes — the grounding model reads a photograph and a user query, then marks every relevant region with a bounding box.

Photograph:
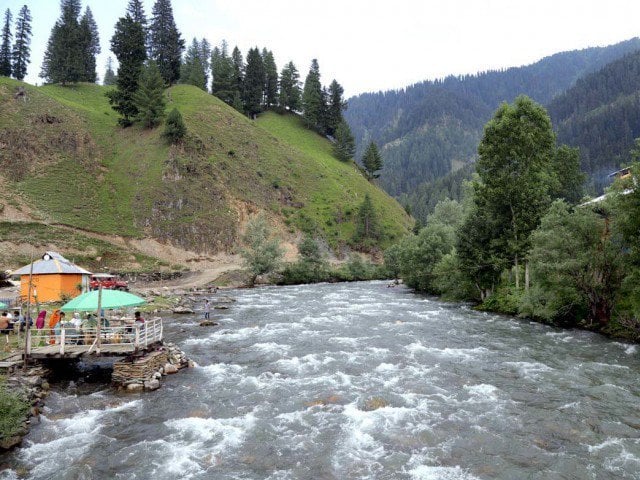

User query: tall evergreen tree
[211,41,236,104]
[302,59,323,130]
[103,57,116,85]
[133,60,165,128]
[107,13,147,126]
[231,45,244,94]
[180,37,206,90]
[353,193,380,243]
[148,0,184,85]
[262,48,278,108]
[11,5,32,81]
[41,0,83,84]
[362,141,383,178]
[0,9,12,77]
[326,79,346,135]
[199,38,211,88]
[242,47,265,116]
[332,119,355,161]
[78,6,100,83]
[278,61,301,112]
[126,0,148,53]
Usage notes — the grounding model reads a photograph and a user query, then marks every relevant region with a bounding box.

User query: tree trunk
[525,261,530,291]
[514,254,520,289]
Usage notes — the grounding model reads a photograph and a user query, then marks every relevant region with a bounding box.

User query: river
[1,281,640,479]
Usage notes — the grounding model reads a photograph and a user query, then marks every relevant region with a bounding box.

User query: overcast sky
[5,0,640,97]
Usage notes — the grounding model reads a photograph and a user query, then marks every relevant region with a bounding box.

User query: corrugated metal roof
[11,252,92,276]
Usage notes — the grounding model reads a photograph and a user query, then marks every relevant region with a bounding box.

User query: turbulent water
[2,281,640,479]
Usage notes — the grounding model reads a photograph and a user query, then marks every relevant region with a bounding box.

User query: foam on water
[408,465,480,480]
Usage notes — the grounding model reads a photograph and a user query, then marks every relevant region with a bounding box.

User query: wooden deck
[27,343,160,359]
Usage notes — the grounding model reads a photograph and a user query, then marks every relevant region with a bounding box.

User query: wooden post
[134,327,140,353]
[23,254,34,371]
[60,328,65,355]
[96,286,102,355]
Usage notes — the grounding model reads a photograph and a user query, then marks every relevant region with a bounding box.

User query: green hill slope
[0,78,410,262]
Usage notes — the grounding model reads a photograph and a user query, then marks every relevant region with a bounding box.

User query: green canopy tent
[0,302,8,309]
[60,290,145,311]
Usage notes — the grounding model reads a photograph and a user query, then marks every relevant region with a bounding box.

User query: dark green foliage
[162,107,186,143]
[280,235,329,284]
[0,382,30,440]
[362,141,382,179]
[551,145,585,203]
[332,120,355,161]
[353,193,380,246]
[133,60,165,128]
[262,49,278,108]
[126,0,147,28]
[180,37,207,90]
[241,214,284,287]
[107,13,147,126]
[79,6,100,83]
[148,0,184,85]
[211,41,237,104]
[0,9,12,77]
[11,5,32,81]
[242,47,264,115]
[231,46,244,93]
[40,0,84,84]
[278,61,301,112]
[326,79,345,135]
[103,57,116,85]
[302,59,324,130]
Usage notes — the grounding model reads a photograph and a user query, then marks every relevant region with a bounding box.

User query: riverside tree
[241,214,284,287]
[107,13,147,126]
[0,9,12,77]
[148,0,184,85]
[353,193,380,247]
[11,5,32,81]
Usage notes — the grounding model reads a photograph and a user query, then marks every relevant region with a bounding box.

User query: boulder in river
[173,306,194,314]
[200,320,219,327]
[144,379,161,391]
[164,363,178,374]
[214,305,229,310]
[215,296,236,303]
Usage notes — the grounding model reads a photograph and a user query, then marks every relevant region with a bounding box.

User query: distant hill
[345,38,640,219]
[0,78,410,269]
[548,50,640,191]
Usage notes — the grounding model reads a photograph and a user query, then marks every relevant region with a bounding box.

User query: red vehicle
[89,273,129,291]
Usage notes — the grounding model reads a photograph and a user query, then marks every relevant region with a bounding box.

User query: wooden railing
[25,317,164,355]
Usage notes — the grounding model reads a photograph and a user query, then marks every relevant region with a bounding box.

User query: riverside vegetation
[387,95,640,341]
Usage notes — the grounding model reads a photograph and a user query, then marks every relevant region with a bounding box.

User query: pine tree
[231,46,244,97]
[11,5,31,81]
[180,37,207,90]
[103,57,116,85]
[79,6,100,83]
[0,9,12,77]
[242,47,265,116]
[332,120,355,161]
[148,0,184,85]
[262,48,278,109]
[354,193,380,243]
[41,0,83,84]
[107,13,147,126]
[211,41,236,104]
[362,141,383,178]
[302,59,323,131]
[326,79,346,135]
[278,61,301,112]
[199,38,211,88]
[126,0,148,52]
[163,107,186,144]
[133,60,165,128]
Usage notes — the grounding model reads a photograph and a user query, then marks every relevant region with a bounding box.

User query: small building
[11,252,92,303]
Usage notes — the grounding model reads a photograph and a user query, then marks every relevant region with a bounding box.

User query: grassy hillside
[0,78,410,262]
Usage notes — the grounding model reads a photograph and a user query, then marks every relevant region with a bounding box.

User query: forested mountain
[345,38,640,218]
[548,50,640,190]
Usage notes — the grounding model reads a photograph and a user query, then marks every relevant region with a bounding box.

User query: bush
[0,381,30,440]
[162,108,187,144]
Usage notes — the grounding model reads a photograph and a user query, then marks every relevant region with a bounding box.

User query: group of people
[0,310,28,335]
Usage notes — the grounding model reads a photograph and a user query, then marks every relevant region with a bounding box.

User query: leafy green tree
[148,0,184,85]
[383,243,402,279]
[133,60,165,128]
[162,107,186,143]
[302,59,324,130]
[551,145,585,204]
[11,5,32,81]
[180,37,207,90]
[362,141,383,179]
[79,6,100,83]
[281,234,329,284]
[525,200,625,326]
[241,214,284,287]
[0,9,12,77]
[353,193,380,245]
[103,57,116,85]
[41,0,83,84]
[432,251,477,300]
[278,61,301,112]
[262,48,278,108]
[242,47,265,115]
[332,119,355,161]
[427,198,465,230]
[107,13,147,126]
[475,95,556,288]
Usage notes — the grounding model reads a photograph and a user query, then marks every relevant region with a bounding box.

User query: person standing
[203,299,211,319]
